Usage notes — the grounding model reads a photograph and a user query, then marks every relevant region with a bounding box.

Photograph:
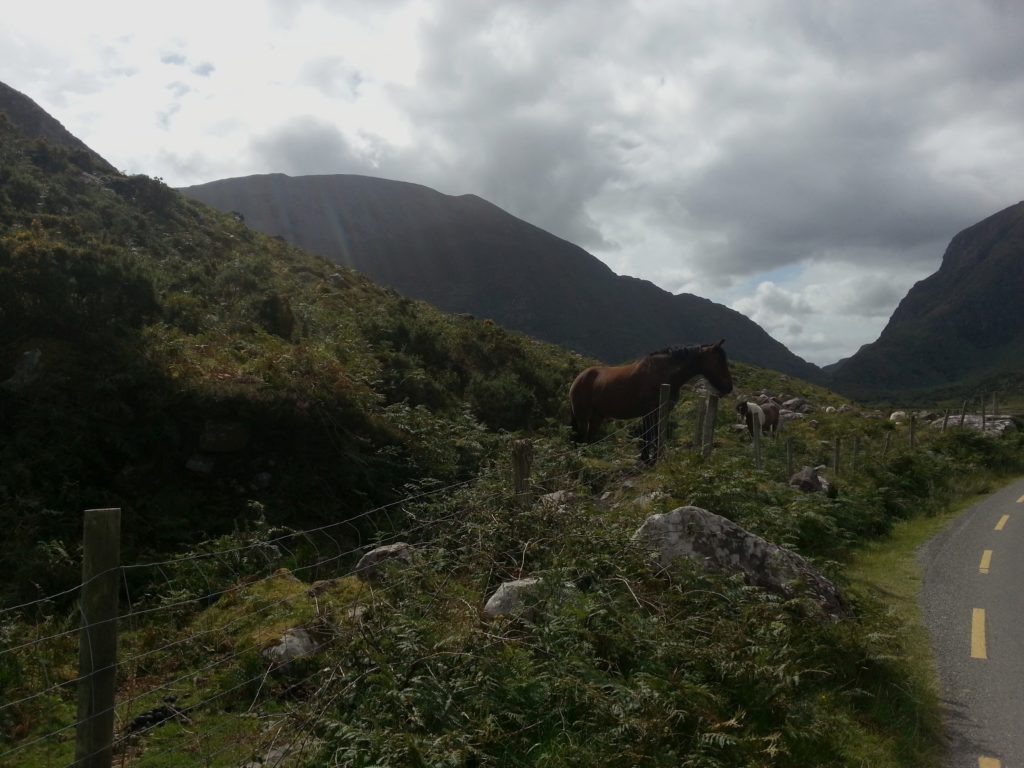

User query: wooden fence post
[752,413,763,469]
[511,440,533,507]
[832,437,840,475]
[981,400,987,434]
[909,414,917,449]
[785,437,794,478]
[656,383,671,461]
[694,398,706,451]
[76,508,121,768]
[851,435,860,475]
[959,399,967,428]
[882,432,891,458]
[941,409,950,432]
[701,394,719,459]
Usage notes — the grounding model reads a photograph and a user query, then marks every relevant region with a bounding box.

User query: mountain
[828,201,1024,399]
[179,173,822,381]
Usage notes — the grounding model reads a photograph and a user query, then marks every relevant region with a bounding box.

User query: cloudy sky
[4,1,1024,365]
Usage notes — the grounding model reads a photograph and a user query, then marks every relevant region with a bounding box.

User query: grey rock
[200,420,249,453]
[2,348,42,391]
[185,455,215,474]
[632,506,850,618]
[539,490,576,511]
[935,414,1017,435]
[483,577,542,618]
[782,397,812,413]
[355,542,414,581]
[262,628,319,665]
[789,466,826,493]
[634,490,671,507]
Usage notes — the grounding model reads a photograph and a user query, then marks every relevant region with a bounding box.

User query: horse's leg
[586,413,603,443]
[570,406,586,442]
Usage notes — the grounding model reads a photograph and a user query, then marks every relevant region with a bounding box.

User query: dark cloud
[374,1,640,249]
[139,0,1024,361]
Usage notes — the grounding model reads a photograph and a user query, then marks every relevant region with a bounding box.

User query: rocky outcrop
[632,506,850,619]
[932,414,1017,436]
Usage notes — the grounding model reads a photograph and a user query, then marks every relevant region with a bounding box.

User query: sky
[4,0,1024,366]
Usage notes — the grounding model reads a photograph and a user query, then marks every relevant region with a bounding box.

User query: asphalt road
[919,477,1024,768]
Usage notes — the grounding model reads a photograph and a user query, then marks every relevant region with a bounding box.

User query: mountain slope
[829,201,1024,398]
[179,173,822,381]
[0,83,585,600]
[0,82,115,172]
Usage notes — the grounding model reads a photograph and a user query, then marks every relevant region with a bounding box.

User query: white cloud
[2,0,1023,366]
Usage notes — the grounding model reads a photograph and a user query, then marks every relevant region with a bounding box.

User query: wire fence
[1,391,1007,767]
[0,398,672,768]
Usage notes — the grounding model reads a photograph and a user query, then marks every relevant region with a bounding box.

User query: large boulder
[632,506,850,619]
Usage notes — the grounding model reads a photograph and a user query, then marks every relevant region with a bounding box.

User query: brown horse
[569,341,734,462]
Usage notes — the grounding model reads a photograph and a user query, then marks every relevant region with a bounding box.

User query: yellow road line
[979,757,1001,768]
[979,550,993,574]
[972,608,987,659]
[995,514,1010,531]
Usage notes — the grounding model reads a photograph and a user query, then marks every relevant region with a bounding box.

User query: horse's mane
[647,345,699,358]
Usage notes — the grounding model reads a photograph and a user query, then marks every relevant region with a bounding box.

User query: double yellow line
[972,497,1023,766]
[973,511,1012,656]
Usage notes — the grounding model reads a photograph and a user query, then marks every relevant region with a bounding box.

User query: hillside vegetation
[5,90,1024,768]
[0,110,583,601]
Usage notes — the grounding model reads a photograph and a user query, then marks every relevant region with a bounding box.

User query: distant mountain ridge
[180,173,823,380]
[828,201,1024,398]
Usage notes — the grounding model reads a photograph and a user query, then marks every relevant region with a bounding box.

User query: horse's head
[690,339,733,396]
